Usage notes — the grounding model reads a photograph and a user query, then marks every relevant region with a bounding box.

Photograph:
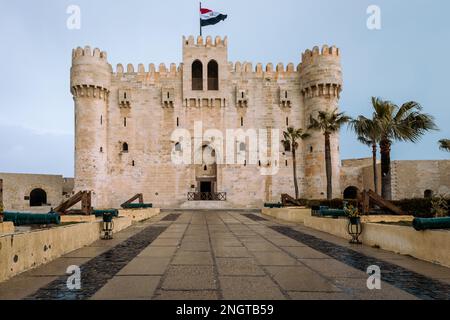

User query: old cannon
[413,217,450,231]
[317,206,347,218]
[3,212,61,226]
[264,203,283,209]
[121,203,153,209]
[93,209,119,218]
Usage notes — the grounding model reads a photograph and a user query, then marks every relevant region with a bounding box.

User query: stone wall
[71,36,344,209]
[0,173,73,212]
[391,160,450,200]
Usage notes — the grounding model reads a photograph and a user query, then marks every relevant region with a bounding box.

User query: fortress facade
[70,36,343,209]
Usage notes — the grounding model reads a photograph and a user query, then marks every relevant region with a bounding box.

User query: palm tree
[439,139,450,152]
[309,109,351,200]
[350,115,382,195]
[282,127,310,199]
[372,97,438,200]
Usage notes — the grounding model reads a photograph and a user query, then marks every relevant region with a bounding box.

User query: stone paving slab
[219,276,286,300]
[154,290,219,300]
[91,276,161,300]
[117,257,171,275]
[138,246,178,258]
[0,276,57,300]
[27,258,91,276]
[161,266,217,290]
[172,251,214,266]
[252,251,298,266]
[1,210,449,300]
[216,258,266,276]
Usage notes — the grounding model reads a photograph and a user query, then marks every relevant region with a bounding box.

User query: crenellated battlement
[300,45,340,67]
[231,61,299,76]
[72,46,108,62]
[113,62,182,79]
[183,35,228,48]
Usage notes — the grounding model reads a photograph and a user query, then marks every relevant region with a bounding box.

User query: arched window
[192,60,203,91]
[30,188,47,207]
[207,60,219,90]
[239,142,246,152]
[175,142,182,152]
[343,186,359,200]
[122,142,129,153]
[424,190,434,199]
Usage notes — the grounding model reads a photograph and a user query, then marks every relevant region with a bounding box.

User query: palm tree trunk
[324,133,333,200]
[372,143,379,195]
[292,146,299,199]
[380,139,392,200]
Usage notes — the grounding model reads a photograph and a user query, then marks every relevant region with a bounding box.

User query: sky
[0,0,449,177]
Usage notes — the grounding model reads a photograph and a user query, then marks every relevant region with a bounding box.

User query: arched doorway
[343,186,359,200]
[424,190,434,199]
[192,60,203,91]
[196,145,217,196]
[30,188,47,207]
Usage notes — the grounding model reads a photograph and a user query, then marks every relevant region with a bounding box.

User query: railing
[187,192,227,201]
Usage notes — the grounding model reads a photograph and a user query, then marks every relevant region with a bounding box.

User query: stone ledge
[304,216,450,268]
[119,208,161,222]
[261,208,312,223]
[60,215,98,223]
[0,222,14,234]
[0,217,132,283]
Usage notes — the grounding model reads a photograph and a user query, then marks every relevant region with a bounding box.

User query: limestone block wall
[72,37,344,208]
[0,173,66,212]
[391,160,450,200]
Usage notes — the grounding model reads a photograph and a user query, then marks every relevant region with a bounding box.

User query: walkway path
[0,210,449,300]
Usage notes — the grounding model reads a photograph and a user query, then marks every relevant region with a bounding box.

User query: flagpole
[199,2,202,37]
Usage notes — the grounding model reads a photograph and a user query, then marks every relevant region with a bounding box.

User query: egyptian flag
[200,8,228,27]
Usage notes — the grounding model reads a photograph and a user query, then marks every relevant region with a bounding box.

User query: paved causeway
[1,211,449,300]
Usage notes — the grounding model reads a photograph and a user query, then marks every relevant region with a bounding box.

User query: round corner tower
[70,46,112,208]
[299,45,343,199]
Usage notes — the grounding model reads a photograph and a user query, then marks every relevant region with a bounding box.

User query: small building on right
[341,158,450,200]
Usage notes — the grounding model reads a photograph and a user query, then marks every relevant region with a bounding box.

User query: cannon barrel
[121,203,153,209]
[93,209,119,218]
[413,217,450,231]
[3,212,61,226]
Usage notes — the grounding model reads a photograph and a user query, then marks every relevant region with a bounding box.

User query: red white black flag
[200,7,228,27]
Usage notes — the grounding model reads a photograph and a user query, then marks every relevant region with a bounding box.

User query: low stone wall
[119,208,160,222]
[361,215,414,223]
[60,215,98,223]
[0,222,14,234]
[0,217,132,283]
[0,208,163,283]
[261,208,312,223]
[304,216,450,268]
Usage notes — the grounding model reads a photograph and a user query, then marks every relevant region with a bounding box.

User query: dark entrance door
[200,181,212,193]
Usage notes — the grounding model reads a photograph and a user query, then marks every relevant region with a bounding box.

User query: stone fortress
[1,36,449,212]
[70,35,343,209]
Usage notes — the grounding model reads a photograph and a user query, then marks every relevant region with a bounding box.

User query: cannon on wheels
[121,194,152,209]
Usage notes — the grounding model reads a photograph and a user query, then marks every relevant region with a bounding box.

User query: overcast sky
[0,0,449,177]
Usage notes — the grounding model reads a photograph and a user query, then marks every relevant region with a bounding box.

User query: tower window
[100,115,103,125]
[208,60,219,90]
[177,117,179,127]
[286,117,289,126]
[175,142,182,152]
[132,160,135,167]
[241,117,244,127]
[124,92,127,99]
[239,142,246,152]
[100,147,103,153]
[192,60,203,91]
[310,146,313,153]
[285,160,288,167]
[124,117,127,127]
[122,143,129,153]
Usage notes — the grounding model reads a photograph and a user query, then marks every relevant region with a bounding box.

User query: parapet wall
[299,45,343,99]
